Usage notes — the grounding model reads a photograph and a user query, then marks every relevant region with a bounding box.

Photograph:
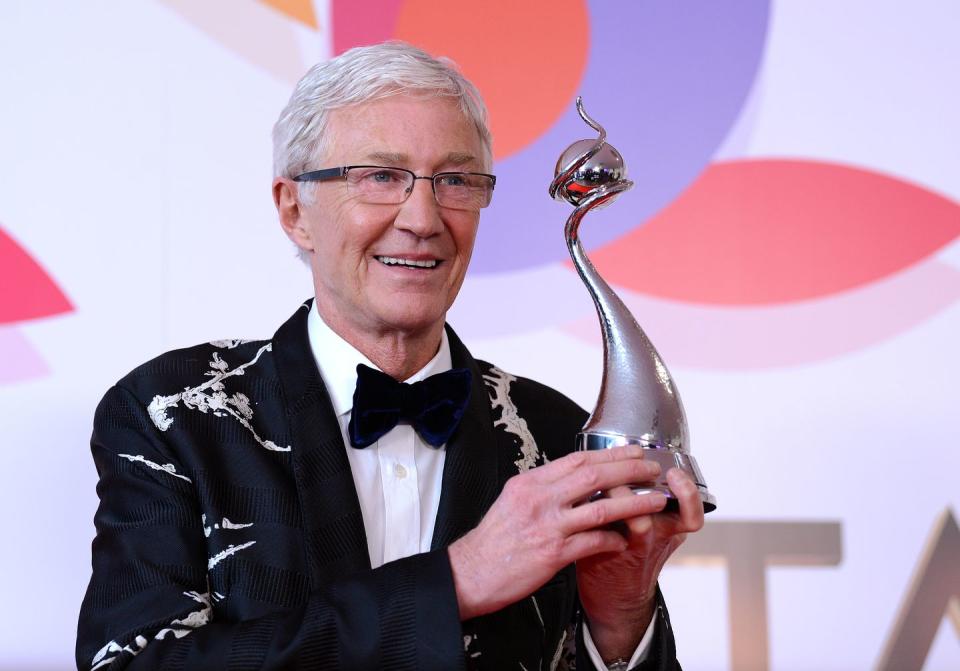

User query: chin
[385,315,445,335]
[376,305,447,335]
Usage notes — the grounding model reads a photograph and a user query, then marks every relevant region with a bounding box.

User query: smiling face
[277,95,488,346]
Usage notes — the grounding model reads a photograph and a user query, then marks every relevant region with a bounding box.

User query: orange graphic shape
[394,0,589,160]
[0,227,72,324]
[259,0,318,28]
[585,160,960,305]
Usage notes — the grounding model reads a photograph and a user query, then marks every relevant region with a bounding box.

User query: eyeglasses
[293,165,497,211]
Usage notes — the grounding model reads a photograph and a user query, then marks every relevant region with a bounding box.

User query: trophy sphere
[553,139,627,207]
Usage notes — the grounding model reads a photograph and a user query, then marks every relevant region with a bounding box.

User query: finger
[530,445,648,484]
[667,468,705,532]
[559,529,628,563]
[604,485,674,538]
[556,458,662,504]
[563,489,667,533]
[605,483,645,498]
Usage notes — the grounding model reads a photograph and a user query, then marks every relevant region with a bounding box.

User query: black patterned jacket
[77,301,680,670]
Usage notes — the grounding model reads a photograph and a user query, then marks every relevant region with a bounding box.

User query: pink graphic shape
[160,0,308,84]
[0,327,49,383]
[0,227,72,324]
[586,160,960,305]
[332,0,405,54]
[562,259,960,370]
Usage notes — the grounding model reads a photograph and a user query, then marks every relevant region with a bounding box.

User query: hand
[576,468,705,661]
[448,445,666,620]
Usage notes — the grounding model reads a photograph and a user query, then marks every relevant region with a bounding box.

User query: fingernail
[642,492,668,509]
[636,490,667,506]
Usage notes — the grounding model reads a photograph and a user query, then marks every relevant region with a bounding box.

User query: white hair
[273,41,492,206]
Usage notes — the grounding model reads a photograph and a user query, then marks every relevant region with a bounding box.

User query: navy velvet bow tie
[348,364,472,448]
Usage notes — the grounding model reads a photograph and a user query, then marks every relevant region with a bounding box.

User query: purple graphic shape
[0,327,48,383]
[471,0,770,273]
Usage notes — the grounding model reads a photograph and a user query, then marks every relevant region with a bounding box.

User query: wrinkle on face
[291,95,486,374]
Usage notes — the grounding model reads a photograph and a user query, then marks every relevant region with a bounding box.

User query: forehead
[323,95,487,169]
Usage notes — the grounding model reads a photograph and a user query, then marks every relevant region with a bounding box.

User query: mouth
[375,255,441,269]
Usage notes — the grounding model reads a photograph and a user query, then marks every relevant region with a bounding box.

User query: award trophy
[550,98,716,512]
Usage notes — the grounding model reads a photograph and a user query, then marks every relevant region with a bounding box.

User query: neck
[316,305,445,381]
[357,327,445,381]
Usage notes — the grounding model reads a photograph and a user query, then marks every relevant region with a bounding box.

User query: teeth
[377,256,438,268]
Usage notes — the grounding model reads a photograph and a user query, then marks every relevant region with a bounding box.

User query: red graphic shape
[0,227,72,324]
[353,0,588,161]
[332,0,405,55]
[586,160,960,305]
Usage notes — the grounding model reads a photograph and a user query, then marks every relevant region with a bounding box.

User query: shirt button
[393,463,408,479]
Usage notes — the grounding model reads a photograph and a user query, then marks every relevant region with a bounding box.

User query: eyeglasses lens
[345,167,493,210]
[434,173,494,210]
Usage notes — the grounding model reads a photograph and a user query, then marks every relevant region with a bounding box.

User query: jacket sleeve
[76,384,464,671]
[498,372,683,671]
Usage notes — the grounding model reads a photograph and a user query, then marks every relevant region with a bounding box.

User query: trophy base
[577,432,717,513]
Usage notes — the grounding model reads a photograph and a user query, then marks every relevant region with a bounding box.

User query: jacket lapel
[271,301,371,588]
[431,325,501,550]
[272,304,499,578]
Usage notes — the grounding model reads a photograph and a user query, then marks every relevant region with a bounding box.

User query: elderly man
[77,42,703,670]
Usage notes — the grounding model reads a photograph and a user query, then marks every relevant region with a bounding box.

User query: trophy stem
[562,184,685,448]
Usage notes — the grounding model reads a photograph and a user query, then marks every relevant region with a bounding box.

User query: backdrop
[1,1,958,669]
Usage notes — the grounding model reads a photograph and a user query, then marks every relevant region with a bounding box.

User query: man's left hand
[576,467,705,662]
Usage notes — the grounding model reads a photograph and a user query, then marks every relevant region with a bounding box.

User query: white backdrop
[1,1,958,669]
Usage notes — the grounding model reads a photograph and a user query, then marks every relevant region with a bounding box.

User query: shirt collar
[306,300,453,418]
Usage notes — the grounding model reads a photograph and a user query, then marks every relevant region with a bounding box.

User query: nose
[393,177,445,238]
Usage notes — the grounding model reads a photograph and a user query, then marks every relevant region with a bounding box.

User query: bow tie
[348,364,472,448]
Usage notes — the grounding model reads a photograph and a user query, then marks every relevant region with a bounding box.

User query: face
[277,95,487,341]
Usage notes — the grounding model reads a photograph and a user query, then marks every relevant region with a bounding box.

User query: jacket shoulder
[475,359,588,463]
[475,359,585,413]
[93,335,292,467]
[113,337,275,399]
[97,337,280,444]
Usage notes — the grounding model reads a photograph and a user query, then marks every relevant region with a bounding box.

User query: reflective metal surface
[550,98,716,512]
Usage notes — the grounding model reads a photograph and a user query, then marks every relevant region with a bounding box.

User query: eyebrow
[445,152,478,167]
[363,151,479,168]
[365,151,407,164]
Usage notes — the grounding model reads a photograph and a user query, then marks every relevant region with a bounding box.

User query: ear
[273,177,314,252]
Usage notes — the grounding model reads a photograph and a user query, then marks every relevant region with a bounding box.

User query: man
[77,42,703,670]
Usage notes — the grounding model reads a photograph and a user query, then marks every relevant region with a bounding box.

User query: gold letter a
[877,508,960,670]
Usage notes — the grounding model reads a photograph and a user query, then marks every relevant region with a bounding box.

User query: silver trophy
[550,98,716,512]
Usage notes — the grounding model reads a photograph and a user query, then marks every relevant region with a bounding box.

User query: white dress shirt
[306,303,653,669]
